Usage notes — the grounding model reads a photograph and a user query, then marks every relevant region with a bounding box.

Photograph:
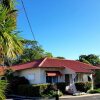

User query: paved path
[60,94,100,100]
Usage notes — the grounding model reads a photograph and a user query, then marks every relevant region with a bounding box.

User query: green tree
[78,54,100,66]
[78,54,100,87]
[12,39,53,64]
[0,0,23,65]
[56,56,65,59]
[0,1,23,99]
[0,80,8,100]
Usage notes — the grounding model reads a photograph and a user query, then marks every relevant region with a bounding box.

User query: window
[46,71,62,83]
[65,74,70,84]
[46,76,58,83]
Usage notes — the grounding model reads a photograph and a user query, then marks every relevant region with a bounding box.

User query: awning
[46,71,62,76]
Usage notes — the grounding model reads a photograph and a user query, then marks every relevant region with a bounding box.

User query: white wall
[83,74,89,82]
[16,68,41,84]
[15,67,75,84]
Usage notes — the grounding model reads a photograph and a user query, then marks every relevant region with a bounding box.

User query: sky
[17,0,100,60]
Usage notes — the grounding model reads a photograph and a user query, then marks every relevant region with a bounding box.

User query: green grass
[89,88,100,94]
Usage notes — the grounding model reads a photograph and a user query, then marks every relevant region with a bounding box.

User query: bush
[7,76,29,95]
[75,82,91,92]
[17,83,63,97]
[55,82,68,94]
[17,85,35,96]
[42,90,63,97]
[17,84,50,97]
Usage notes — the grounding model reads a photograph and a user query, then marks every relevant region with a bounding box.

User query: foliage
[94,70,100,88]
[88,88,100,94]
[78,54,100,87]
[78,54,100,66]
[12,39,53,65]
[56,82,69,94]
[56,57,65,59]
[6,76,29,95]
[16,83,63,97]
[0,0,23,65]
[0,80,8,100]
[42,90,63,97]
[75,82,91,92]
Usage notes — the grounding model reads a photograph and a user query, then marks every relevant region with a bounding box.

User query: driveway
[60,94,100,100]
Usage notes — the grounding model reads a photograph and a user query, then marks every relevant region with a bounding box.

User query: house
[10,58,100,93]
[0,57,100,93]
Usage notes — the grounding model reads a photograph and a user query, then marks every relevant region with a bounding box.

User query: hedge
[17,83,65,97]
[56,82,68,94]
[75,82,92,92]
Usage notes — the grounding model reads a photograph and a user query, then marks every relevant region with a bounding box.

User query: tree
[0,0,23,65]
[0,80,8,100]
[78,54,100,87]
[78,54,100,66]
[56,56,65,59]
[12,39,53,64]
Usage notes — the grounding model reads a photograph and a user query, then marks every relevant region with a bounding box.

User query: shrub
[55,82,68,94]
[17,83,63,97]
[17,85,35,96]
[17,84,50,97]
[7,76,29,95]
[75,82,91,92]
[42,90,63,97]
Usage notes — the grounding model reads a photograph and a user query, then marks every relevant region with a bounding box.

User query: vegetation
[78,54,100,66]
[0,0,53,66]
[78,54,100,88]
[17,83,63,97]
[75,82,92,92]
[88,88,100,94]
[0,0,23,65]
[56,56,65,59]
[0,80,8,100]
[4,71,30,95]
[10,39,53,65]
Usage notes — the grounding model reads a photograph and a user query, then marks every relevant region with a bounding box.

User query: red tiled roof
[11,59,43,71]
[38,58,94,73]
[11,58,100,73]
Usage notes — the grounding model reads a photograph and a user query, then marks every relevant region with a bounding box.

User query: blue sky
[17,0,100,60]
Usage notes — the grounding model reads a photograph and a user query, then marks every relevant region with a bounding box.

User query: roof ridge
[39,57,48,67]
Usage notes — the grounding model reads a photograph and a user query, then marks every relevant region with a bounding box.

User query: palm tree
[0,1,23,99]
[0,1,23,65]
[0,80,8,100]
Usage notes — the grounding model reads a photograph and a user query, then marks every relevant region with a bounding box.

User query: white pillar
[89,74,94,90]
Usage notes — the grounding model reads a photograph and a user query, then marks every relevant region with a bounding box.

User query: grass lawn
[89,88,100,94]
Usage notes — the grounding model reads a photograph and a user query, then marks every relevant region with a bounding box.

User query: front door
[65,74,70,85]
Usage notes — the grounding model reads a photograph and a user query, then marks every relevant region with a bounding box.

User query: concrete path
[60,93,100,99]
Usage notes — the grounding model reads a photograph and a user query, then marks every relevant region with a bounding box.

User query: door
[65,74,70,85]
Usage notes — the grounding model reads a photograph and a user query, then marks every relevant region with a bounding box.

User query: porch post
[91,74,94,90]
[89,74,94,90]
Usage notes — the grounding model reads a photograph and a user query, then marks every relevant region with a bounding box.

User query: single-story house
[0,57,100,93]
